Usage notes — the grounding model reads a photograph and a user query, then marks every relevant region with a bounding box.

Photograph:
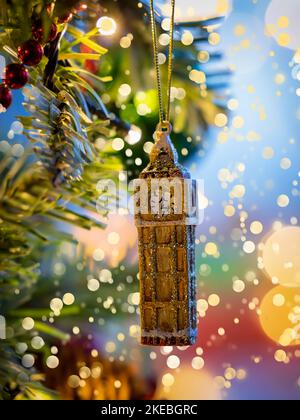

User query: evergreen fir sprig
[0,0,123,400]
[0,343,58,400]
[0,0,230,400]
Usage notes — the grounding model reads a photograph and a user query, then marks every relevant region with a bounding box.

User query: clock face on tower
[150,187,176,216]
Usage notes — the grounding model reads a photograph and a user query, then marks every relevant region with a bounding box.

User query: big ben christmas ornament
[134,0,199,346]
[135,122,198,346]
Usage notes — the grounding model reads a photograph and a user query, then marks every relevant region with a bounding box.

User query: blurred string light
[181,31,194,46]
[262,226,300,288]
[158,0,232,22]
[259,286,300,347]
[120,34,133,49]
[97,16,117,36]
[63,293,75,305]
[265,0,300,50]
[118,83,132,98]
[125,125,142,145]
[155,367,222,400]
[22,354,35,368]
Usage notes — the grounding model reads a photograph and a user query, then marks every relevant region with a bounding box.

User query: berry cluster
[0,20,59,110]
[0,3,86,111]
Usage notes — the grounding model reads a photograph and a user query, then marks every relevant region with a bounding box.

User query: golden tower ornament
[134,0,199,346]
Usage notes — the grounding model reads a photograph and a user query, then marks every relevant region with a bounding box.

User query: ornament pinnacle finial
[150,121,178,163]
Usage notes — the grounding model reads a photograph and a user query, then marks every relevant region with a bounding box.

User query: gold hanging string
[149,0,176,126]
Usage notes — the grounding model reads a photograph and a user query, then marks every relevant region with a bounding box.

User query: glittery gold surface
[135,130,197,346]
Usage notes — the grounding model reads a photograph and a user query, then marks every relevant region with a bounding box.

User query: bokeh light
[259,286,300,347]
[97,16,117,36]
[155,366,221,400]
[265,0,300,50]
[159,0,232,22]
[262,227,300,288]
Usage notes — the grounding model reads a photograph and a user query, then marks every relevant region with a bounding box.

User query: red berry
[32,22,43,42]
[32,21,58,43]
[18,40,44,66]
[0,84,12,109]
[4,64,29,90]
[48,23,58,42]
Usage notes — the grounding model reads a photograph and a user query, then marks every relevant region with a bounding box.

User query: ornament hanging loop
[156,120,172,135]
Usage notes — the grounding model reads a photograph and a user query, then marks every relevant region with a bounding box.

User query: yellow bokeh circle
[259,286,300,347]
[155,365,221,400]
[262,226,300,288]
